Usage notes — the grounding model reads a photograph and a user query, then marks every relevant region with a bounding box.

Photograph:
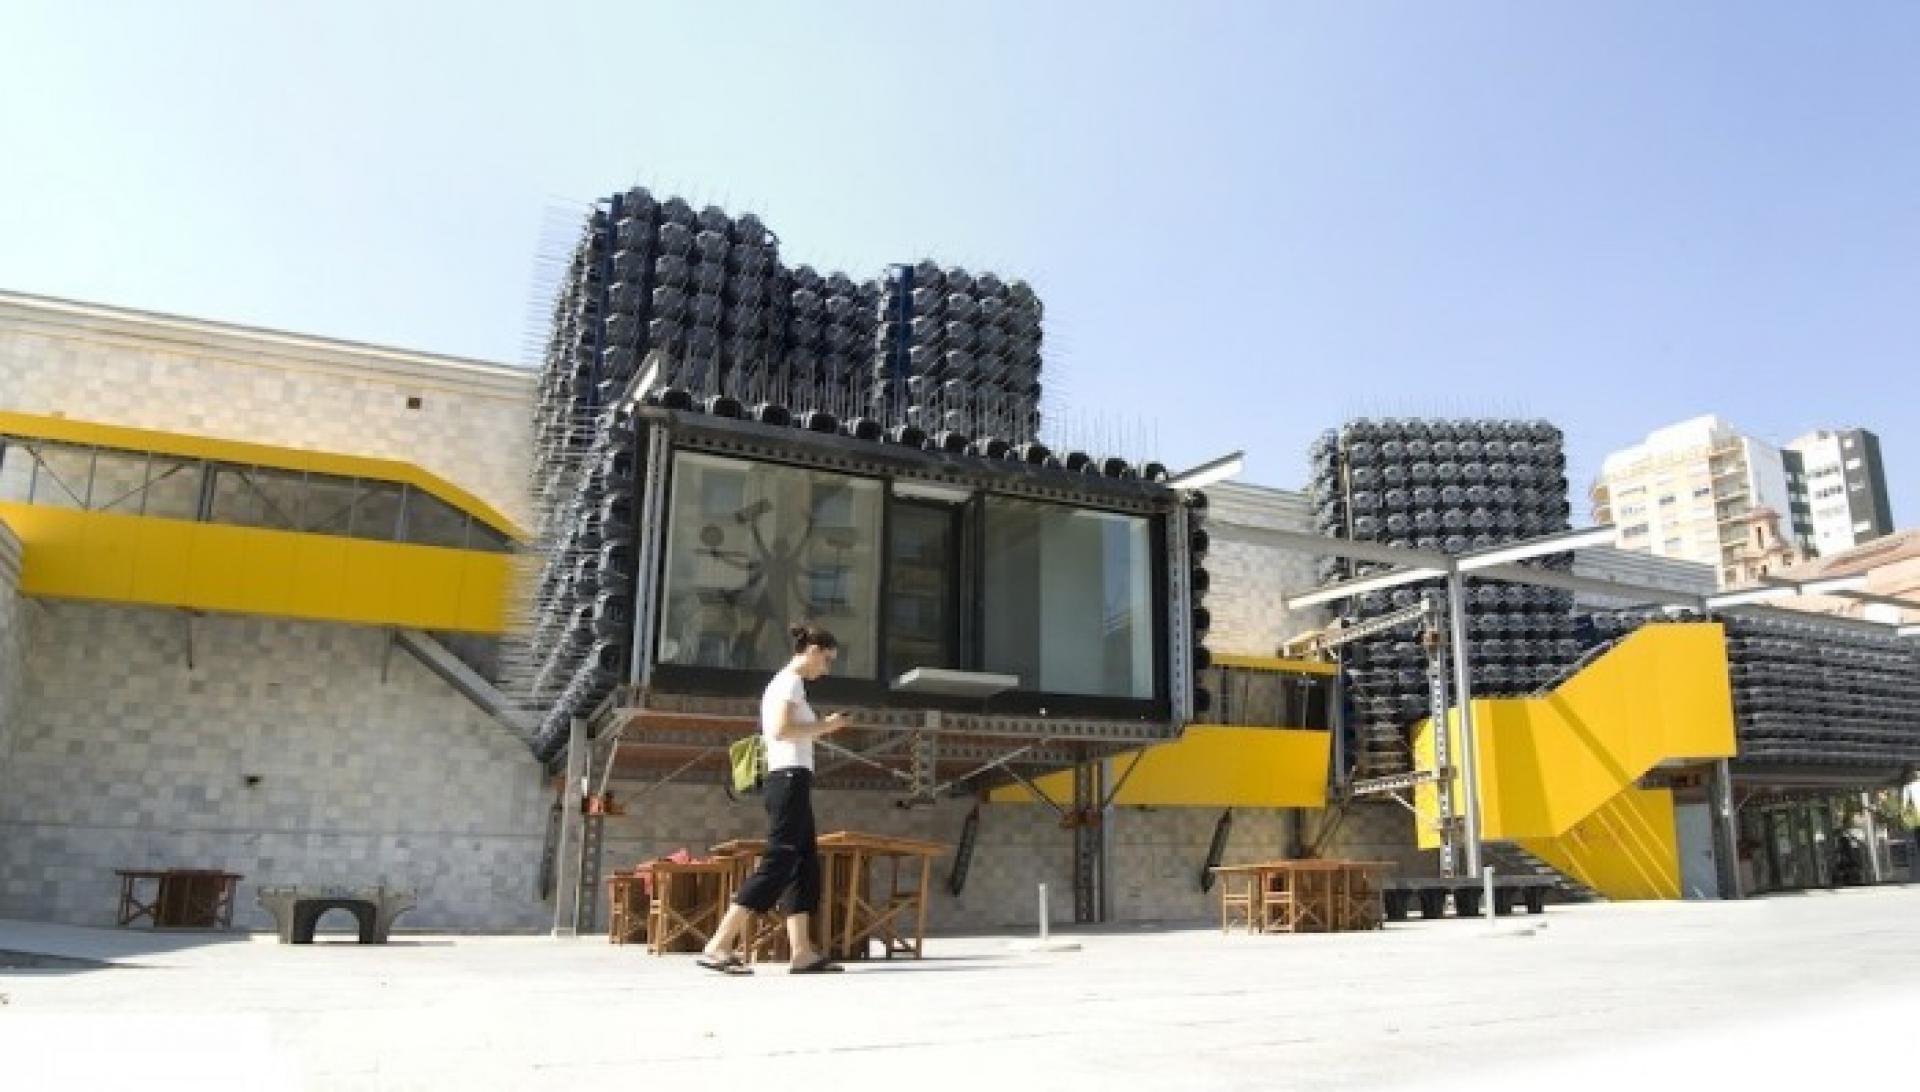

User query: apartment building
[1785,429,1895,558]
[1592,416,1798,587]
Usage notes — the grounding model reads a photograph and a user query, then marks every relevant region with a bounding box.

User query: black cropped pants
[731,767,821,915]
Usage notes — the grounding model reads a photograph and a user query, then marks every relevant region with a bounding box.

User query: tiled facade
[1204,483,1328,657]
[0,604,550,930]
[0,291,1428,933]
[0,520,26,769]
[0,292,535,524]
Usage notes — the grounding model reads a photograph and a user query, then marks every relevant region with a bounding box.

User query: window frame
[647,450,1171,720]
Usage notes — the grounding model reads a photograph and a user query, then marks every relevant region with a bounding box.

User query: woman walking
[699,624,848,975]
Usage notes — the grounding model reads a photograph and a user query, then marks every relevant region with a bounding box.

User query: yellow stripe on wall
[0,410,522,540]
[0,503,509,633]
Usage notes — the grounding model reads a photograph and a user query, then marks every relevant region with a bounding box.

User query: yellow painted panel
[458,552,512,632]
[1210,653,1339,676]
[0,505,507,633]
[1519,786,1680,900]
[988,727,1329,808]
[1415,623,1737,847]
[0,410,522,539]
[128,517,195,604]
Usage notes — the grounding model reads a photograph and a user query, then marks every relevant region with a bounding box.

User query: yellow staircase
[1413,623,1737,899]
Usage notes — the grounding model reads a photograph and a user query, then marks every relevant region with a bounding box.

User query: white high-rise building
[1783,428,1895,558]
[1591,416,1800,588]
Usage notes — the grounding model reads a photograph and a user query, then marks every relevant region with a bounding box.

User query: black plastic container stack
[517,188,1066,759]
[1722,614,1920,769]
[1310,418,1580,778]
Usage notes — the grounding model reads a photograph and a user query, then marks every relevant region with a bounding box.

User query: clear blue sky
[2,2,1914,523]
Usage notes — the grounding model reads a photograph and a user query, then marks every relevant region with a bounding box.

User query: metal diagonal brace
[593,721,630,798]
[1100,750,1147,809]
[635,749,721,797]
[817,731,918,780]
[928,739,1055,799]
[817,737,919,787]
[1002,759,1070,820]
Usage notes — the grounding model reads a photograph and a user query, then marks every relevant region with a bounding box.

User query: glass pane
[28,442,93,509]
[353,480,404,541]
[886,502,958,676]
[143,457,204,519]
[247,468,306,530]
[302,476,358,535]
[658,451,881,675]
[209,465,260,525]
[87,450,150,513]
[210,466,304,530]
[466,520,511,553]
[402,488,472,549]
[982,497,1155,699]
[0,440,36,503]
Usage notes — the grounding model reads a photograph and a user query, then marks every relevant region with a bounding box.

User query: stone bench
[257,885,418,944]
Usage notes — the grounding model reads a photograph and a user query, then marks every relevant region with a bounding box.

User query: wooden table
[1210,860,1395,934]
[116,869,242,929]
[817,832,944,961]
[605,874,649,945]
[644,860,732,954]
[700,832,944,961]
[708,839,790,963]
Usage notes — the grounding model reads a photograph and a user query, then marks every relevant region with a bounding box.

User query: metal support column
[1423,596,1459,878]
[1861,791,1884,884]
[576,811,606,934]
[1443,571,1485,879]
[551,716,588,937]
[1072,759,1102,924]
[1098,758,1114,924]
[1712,758,1744,899]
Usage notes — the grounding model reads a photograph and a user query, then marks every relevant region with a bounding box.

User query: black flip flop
[790,956,844,974]
[696,954,752,976]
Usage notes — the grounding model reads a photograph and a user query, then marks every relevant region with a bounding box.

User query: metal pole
[1444,569,1485,878]
[1037,884,1049,940]
[1861,792,1884,884]
[551,716,588,938]
[1712,758,1744,899]
[1483,866,1495,926]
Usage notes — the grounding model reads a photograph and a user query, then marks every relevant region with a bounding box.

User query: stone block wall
[0,293,534,525]
[590,783,1300,931]
[1204,482,1327,658]
[0,603,550,931]
[0,520,25,769]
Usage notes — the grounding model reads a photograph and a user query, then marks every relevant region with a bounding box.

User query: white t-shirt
[760,667,817,772]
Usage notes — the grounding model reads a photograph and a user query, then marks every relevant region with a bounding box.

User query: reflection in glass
[0,442,40,503]
[885,502,958,677]
[87,450,151,513]
[659,452,880,675]
[28,442,92,509]
[982,497,1155,699]
[354,481,404,541]
[403,488,472,549]
[142,457,203,519]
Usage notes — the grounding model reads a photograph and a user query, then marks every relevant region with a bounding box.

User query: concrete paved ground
[2,887,1915,1090]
